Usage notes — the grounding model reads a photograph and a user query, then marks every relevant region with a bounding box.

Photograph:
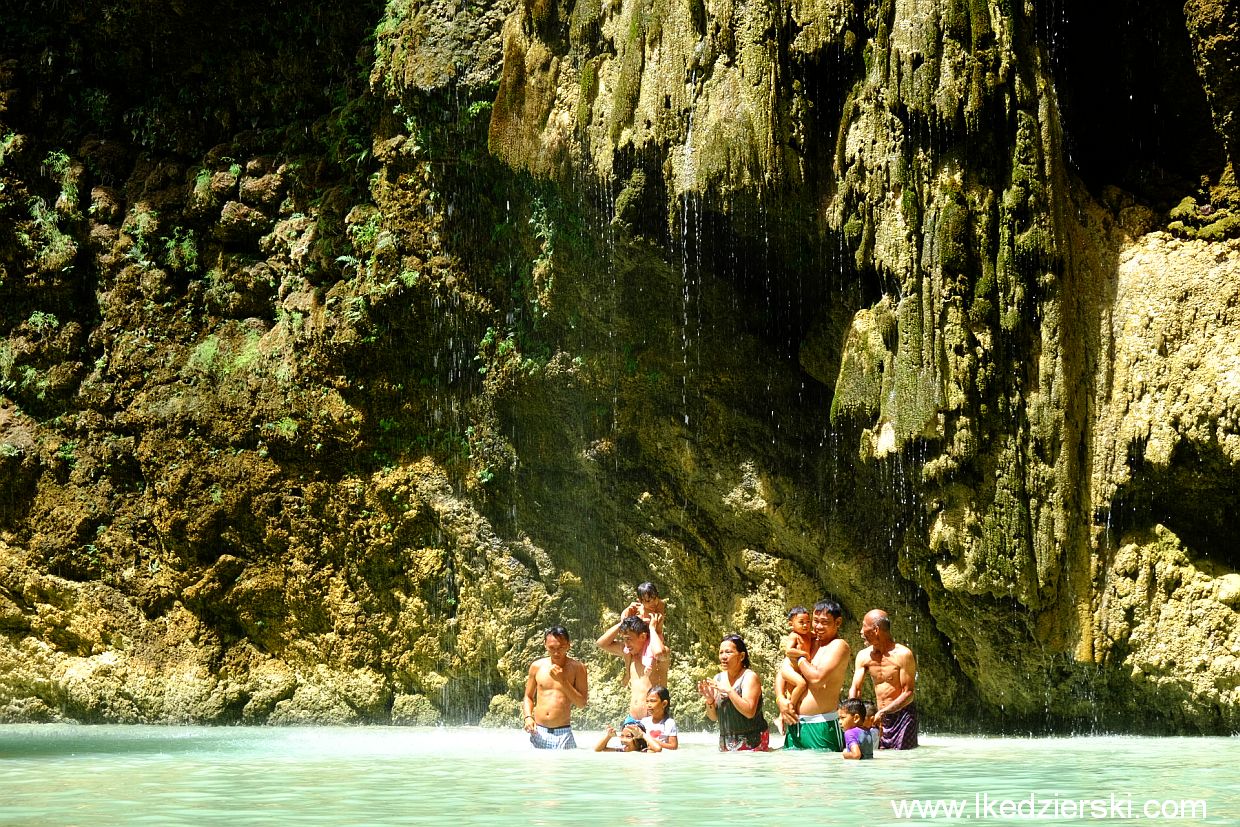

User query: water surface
[1,726,1236,825]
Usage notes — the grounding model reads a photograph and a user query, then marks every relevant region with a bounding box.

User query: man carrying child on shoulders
[595,600,668,722]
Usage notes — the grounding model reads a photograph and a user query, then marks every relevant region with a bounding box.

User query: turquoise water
[1,727,1237,825]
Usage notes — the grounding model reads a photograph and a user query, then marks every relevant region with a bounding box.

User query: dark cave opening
[1045,1,1226,206]
[1106,438,1240,572]
[681,199,876,373]
[0,0,382,157]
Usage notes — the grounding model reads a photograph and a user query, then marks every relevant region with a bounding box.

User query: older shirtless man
[523,625,589,748]
[849,609,918,749]
[596,605,667,721]
[777,598,852,751]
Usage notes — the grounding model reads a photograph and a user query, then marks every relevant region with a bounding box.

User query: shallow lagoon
[1,726,1237,825]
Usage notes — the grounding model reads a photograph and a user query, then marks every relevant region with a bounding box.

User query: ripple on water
[0,729,1236,825]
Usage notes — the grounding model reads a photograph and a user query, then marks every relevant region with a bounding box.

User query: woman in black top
[696,634,770,751]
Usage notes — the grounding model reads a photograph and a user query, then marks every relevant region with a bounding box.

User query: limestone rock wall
[1086,230,1240,727]
[0,1,1237,733]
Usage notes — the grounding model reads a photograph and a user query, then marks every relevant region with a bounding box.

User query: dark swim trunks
[879,703,918,749]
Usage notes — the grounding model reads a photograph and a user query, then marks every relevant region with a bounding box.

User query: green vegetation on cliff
[0,1,1238,735]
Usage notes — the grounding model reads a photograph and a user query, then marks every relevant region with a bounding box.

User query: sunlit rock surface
[0,2,1237,732]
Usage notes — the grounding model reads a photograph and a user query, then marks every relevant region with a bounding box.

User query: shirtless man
[523,625,589,749]
[849,609,918,749]
[777,598,852,751]
[596,606,667,721]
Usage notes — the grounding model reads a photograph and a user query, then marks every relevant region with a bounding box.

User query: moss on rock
[1,0,1238,737]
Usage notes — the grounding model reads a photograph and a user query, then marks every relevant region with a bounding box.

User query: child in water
[594,721,651,752]
[840,698,874,759]
[774,606,815,735]
[864,700,882,745]
[639,685,679,751]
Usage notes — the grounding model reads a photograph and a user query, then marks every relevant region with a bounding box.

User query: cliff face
[0,1,1237,732]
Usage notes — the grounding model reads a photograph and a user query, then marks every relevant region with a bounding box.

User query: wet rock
[89,186,123,224]
[0,406,41,525]
[0,591,27,631]
[1218,573,1240,608]
[239,171,284,211]
[186,169,239,218]
[215,200,271,244]
[183,555,246,607]
[267,666,390,725]
[391,693,441,725]
[78,138,129,181]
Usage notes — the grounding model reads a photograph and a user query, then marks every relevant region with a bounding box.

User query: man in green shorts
[776,598,852,751]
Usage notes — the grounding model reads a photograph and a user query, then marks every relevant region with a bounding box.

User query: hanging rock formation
[0,1,1237,732]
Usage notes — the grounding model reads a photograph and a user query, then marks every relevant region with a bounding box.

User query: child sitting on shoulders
[615,583,669,693]
[774,606,815,735]
[639,685,678,751]
[840,698,874,759]
[635,582,666,627]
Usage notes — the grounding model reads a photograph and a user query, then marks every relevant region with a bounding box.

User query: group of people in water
[522,584,918,754]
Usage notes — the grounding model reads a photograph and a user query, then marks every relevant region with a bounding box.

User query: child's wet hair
[619,615,649,635]
[787,606,810,620]
[637,582,659,599]
[620,720,648,750]
[840,698,866,720]
[647,685,671,713]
